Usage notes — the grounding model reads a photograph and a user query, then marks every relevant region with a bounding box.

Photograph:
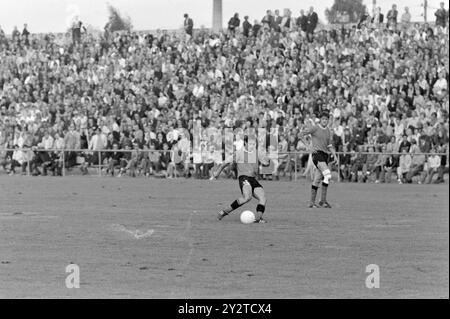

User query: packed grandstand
[0,5,448,184]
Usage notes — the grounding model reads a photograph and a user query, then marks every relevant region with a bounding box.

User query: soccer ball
[240,210,256,224]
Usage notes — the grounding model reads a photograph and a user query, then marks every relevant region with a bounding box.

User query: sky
[0,0,445,34]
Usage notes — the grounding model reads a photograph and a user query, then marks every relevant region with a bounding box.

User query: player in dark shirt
[211,136,270,223]
[298,111,337,208]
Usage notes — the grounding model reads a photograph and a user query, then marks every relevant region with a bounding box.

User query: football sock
[311,185,318,203]
[228,199,242,212]
[256,204,265,220]
[321,182,328,202]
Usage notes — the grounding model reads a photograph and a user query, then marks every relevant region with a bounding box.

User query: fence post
[62,150,65,177]
[99,151,102,177]
[27,151,30,176]
[294,153,298,182]
[337,153,341,183]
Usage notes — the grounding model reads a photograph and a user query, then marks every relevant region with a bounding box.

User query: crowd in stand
[0,3,448,184]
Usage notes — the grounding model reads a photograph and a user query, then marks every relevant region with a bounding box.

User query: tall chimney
[212,0,223,31]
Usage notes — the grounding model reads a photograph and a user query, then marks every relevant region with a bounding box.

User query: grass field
[0,175,448,299]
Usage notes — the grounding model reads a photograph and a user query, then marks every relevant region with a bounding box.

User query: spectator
[423,148,441,183]
[281,9,293,30]
[71,17,86,44]
[338,144,352,182]
[261,10,274,29]
[435,2,448,28]
[400,7,411,26]
[350,146,368,183]
[22,23,30,46]
[306,7,318,41]
[435,144,448,183]
[365,146,379,182]
[106,143,122,176]
[148,143,162,175]
[88,127,107,166]
[228,13,240,34]
[406,141,426,183]
[383,151,397,183]
[357,9,371,29]
[372,7,384,26]
[160,143,171,176]
[252,19,261,36]
[11,26,20,41]
[183,13,194,37]
[386,4,398,29]
[373,145,388,183]
[397,147,412,184]
[64,124,80,169]
[296,9,308,34]
[398,135,412,153]
[242,16,252,37]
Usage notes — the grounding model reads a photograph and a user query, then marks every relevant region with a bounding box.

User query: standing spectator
[365,146,379,182]
[306,7,318,42]
[435,2,448,28]
[297,9,308,34]
[373,145,388,183]
[242,16,252,37]
[386,4,398,29]
[261,10,274,29]
[357,9,371,29]
[148,144,162,175]
[338,144,352,182]
[64,124,80,169]
[383,152,396,183]
[88,127,107,166]
[435,144,448,183]
[372,7,384,26]
[350,146,368,183]
[406,142,426,183]
[160,143,171,175]
[273,9,282,32]
[397,147,412,184]
[22,23,30,46]
[106,143,122,176]
[183,13,194,37]
[11,26,20,42]
[423,148,441,183]
[228,13,240,34]
[400,7,411,26]
[71,18,85,44]
[280,9,293,30]
[252,19,261,36]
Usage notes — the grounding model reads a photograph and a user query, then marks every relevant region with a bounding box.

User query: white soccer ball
[240,210,256,224]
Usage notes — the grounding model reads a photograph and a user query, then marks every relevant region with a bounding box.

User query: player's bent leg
[252,187,267,223]
[218,184,252,220]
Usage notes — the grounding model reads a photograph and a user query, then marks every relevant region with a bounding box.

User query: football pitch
[0,176,448,298]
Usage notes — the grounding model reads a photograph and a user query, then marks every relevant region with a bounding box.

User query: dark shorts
[238,175,262,194]
[312,151,329,168]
